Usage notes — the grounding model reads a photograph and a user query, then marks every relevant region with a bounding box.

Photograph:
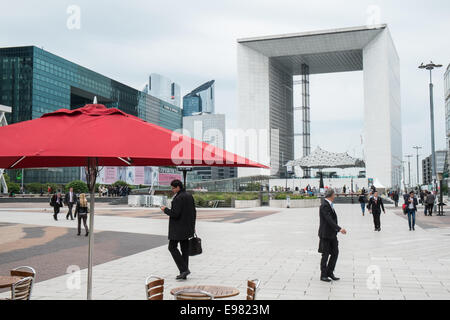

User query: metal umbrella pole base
[85,157,99,300]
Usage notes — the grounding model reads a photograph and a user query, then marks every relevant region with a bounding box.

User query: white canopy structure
[286,147,365,170]
[373,178,386,189]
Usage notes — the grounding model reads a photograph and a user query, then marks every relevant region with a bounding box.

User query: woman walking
[358,191,367,216]
[75,193,89,236]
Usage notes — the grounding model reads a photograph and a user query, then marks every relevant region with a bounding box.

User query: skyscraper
[148,73,181,107]
[183,113,236,181]
[182,80,215,116]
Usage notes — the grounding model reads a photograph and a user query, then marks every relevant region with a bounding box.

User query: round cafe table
[0,276,23,289]
[170,285,239,299]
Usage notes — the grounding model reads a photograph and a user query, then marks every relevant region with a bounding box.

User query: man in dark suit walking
[160,180,196,280]
[64,187,77,220]
[367,191,385,231]
[318,189,347,282]
[50,191,64,221]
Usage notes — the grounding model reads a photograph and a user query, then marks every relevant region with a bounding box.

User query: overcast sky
[1,0,449,183]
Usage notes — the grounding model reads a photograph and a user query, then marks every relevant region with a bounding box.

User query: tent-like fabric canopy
[286,147,365,170]
[0,104,269,169]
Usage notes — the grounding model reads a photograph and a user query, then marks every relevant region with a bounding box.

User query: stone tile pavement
[1,203,450,300]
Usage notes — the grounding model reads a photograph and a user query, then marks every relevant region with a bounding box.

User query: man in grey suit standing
[318,189,347,282]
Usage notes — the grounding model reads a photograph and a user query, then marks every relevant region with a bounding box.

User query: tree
[65,180,89,194]
[112,180,129,187]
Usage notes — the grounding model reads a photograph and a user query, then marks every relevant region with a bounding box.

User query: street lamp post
[419,62,443,193]
[413,146,422,187]
[405,155,413,188]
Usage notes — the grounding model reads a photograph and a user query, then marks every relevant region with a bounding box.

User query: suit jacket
[164,190,196,241]
[368,197,385,214]
[50,195,64,207]
[64,192,78,205]
[318,200,341,239]
[405,196,418,211]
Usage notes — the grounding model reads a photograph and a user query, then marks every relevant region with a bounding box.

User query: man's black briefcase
[189,233,202,256]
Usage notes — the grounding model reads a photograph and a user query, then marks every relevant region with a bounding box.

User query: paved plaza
[1,201,450,300]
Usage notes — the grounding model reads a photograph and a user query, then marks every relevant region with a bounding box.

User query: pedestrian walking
[419,190,425,205]
[393,191,399,207]
[160,180,197,280]
[423,191,429,215]
[358,191,367,216]
[367,191,385,232]
[75,193,89,236]
[318,189,347,282]
[64,187,77,220]
[426,191,435,216]
[405,191,418,231]
[50,191,64,221]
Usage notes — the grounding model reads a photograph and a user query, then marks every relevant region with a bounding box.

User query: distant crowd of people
[48,184,131,236]
[98,185,131,197]
[356,185,438,232]
[49,188,89,236]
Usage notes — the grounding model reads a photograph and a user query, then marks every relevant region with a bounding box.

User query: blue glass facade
[182,80,215,116]
[0,46,182,183]
[182,95,201,116]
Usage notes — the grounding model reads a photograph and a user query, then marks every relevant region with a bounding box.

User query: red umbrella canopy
[0,104,269,170]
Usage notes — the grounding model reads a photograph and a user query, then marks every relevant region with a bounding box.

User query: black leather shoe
[320,277,332,282]
[176,270,191,280]
[328,274,340,281]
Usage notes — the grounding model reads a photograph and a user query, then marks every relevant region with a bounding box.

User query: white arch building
[236,24,402,189]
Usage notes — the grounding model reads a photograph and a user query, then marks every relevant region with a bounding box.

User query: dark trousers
[66,203,74,219]
[372,212,381,230]
[427,204,434,215]
[320,238,339,277]
[77,214,89,234]
[407,209,416,230]
[53,205,60,220]
[169,240,189,273]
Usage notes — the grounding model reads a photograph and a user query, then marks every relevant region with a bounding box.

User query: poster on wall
[104,167,117,184]
[80,166,171,186]
[117,167,127,182]
[144,167,159,186]
[134,167,145,185]
[125,167,134,185]
[158,173,182,186]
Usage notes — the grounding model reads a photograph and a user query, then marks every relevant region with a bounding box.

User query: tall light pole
[419,61,443,192]
[405,155,413,188]
[402,161,407,192]
[413,146,422,187]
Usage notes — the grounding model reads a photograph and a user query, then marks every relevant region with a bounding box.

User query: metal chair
[10,277,33,300]
[10,266,36,298]
[246,279,260,300]
[145,275,164,300]
[174,289,214,300]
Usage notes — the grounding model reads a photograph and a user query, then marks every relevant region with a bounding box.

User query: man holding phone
[160,180,196,280]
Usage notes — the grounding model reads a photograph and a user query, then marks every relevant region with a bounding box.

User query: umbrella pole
[87,186,95,299]
[85,158,98,300]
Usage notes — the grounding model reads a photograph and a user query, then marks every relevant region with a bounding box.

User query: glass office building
[182,80,215,116]
[0,46,182,183]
